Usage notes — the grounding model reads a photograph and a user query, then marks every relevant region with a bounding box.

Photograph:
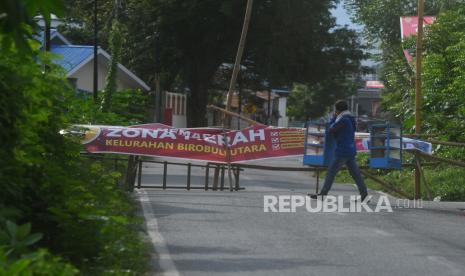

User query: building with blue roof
[51,45,93,72]
[37,29,150,92]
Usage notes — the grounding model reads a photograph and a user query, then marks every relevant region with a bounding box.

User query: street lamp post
[93,0,99,103]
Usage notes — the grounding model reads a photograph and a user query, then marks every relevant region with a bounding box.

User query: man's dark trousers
[319,156,368,197]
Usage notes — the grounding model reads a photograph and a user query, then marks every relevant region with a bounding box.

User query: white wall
[70,56,144,92]
[172,115,187,128]
[278,97,289,127]
[165,92,187,128]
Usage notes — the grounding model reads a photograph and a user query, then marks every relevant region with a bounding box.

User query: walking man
[309,100,368,201]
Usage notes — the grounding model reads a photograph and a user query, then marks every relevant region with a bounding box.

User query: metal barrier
[80,153,244,191]
[135,159,244,191]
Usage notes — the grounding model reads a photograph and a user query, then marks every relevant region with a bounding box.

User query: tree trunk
[185,51,224,127]
[185,57,215,127]
[187,76,209,127]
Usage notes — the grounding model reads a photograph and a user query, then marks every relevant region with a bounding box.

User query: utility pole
[225,0,254,128]
[93,0,99,103]
[223,0,254,191]
[44,17,51,52]
[414,0,424,199]
[415,0,424,135]
[154,33,163,123]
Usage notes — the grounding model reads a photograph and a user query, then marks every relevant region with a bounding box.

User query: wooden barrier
[207,104,259,126]
[413,149,465,168]
[360,170,411,199]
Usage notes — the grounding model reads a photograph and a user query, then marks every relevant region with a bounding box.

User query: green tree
[288,77,359,121]
[101,1,124,112]
[288,83,329,120]
[421,8,465,141]
[59,0,115,48]
[0,0,63,52]
[247,1,365,121]
[141,0,247,126]
[344,0,460,47]
[61,0,365,126]
[132,0,364,126]
[247,1,363,86]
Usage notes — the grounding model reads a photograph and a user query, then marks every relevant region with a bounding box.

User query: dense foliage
[287,75,359,121]
[422,8,465,141]
[1,1,151,273]
[0,39,150,274]
[0,0,64,52]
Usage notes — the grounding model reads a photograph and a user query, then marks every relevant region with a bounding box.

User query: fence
[135,160,244,191]
[80,153,244,191]
[408,139,465,200]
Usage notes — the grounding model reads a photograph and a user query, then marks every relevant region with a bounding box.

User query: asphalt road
[137,156,465,276]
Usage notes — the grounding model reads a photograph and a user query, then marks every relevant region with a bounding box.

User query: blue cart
[303,121,336,167]
[369,123,402,169]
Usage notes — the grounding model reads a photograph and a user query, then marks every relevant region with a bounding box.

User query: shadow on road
[173,256,352,273]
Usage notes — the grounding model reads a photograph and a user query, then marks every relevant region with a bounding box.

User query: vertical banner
[400,16,436,62]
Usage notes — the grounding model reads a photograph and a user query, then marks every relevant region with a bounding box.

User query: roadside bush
[0,247,78,276]
[68,89,150,126]
[0,35,150,274]
[0,221,78,276]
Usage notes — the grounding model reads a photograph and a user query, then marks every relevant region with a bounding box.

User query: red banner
[80,124,305,163]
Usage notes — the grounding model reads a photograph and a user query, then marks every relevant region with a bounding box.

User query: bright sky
[331,2,362,30]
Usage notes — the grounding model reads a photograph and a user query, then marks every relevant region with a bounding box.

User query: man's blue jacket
[328,112,357,158]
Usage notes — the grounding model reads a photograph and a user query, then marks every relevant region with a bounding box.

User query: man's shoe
[356,193,369,203]
[361,193,368,202]
[308,193,325,200]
